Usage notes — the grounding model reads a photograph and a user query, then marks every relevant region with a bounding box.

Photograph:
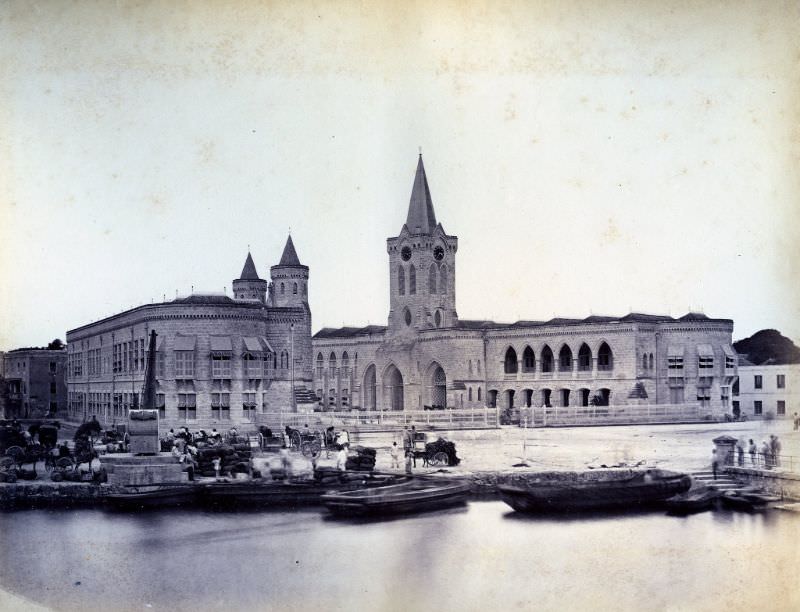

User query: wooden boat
[498,469,691,513]
[202,472,409,508]
[666,487,720,514]
[322,478,471,517]
[721,490,781,512]
[105,483,199,510]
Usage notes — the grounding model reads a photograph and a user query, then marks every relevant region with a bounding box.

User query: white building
[733,360,800,420]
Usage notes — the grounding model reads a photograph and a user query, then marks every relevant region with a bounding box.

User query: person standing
[711,448,720,480]
[405,450,413,475]
[773,435,782,467]
[279,445,292,478]
[736,439,745,466]
[390,442,400,469]
[748,439,757,466]
[336,444,349,472]
[761,440,771,468]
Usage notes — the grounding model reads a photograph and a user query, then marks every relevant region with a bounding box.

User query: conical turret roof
[238,252,260,280]
[278,235,302,266]
[405,155,437,235]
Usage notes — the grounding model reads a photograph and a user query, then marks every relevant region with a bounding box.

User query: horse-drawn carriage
[282,425,351,458]
[410,432,459,467]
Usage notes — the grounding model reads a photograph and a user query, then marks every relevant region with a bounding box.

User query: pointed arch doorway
[426,363,447,408]
[363,365,377,411]
[383,364,405,411]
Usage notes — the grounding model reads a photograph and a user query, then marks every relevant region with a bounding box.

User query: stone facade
[3,348,68,419]
[313,156,737,419]
[733,362,800,420]
[65,238,313,429]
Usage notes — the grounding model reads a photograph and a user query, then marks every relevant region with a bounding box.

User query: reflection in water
[0,503,798,612]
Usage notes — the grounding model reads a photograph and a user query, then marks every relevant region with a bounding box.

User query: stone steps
[690,471,749,493]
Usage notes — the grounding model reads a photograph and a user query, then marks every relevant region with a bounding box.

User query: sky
[1,0,799,349]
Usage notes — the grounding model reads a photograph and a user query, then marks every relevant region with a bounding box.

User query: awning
[697,344,714,357]
[722,345,736,358]
[173,336,196,351]
[261,337,275,354]
[209,336,232,352]
[242,337,262,354]
[156,338,165,352]
[667,345,684,357]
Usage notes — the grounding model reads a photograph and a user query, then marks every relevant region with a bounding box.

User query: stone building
[312,156,737,419]
[2,347,68,419]
[65,237,314,429]
[733,360,800,420]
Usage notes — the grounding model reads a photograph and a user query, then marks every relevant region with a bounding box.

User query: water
[1,503,798,612]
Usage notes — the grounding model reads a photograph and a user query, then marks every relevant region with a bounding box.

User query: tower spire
[405,154,437,235]
[278,234,302,267]
[238,252,260,280]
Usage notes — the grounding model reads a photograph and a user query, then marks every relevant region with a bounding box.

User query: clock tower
[387,155,458,334]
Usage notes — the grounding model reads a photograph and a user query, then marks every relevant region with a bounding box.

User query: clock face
[433,246,444,261]
[401,246,412,261]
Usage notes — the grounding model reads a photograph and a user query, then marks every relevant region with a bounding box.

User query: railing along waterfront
[256,407,500,431]
[723,450,800,475]
[522,403,702,427]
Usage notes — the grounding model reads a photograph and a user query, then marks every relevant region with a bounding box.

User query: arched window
[504,347,518,374]
[280,350,288,369]
[316,353,324,378]
[329,352,337,377]
[649,353,654,370]
[559,346,573,371]
[403,307,412,326]
[468,360,473,376]
[468,387,473,401]
[642,354,648,369]
[522,346,535,372]
[434,310,442,327]
[477,388,482,401]
[342,351,350,375]
[280,283,285,295]
[409,265,416,294]
[477,360,481,374]
[397,266,405,295]
[598,343,613,371]
[439,264,448,295]
[428,264,437,294]
[578,343,592,371]
[541,345,554,373]
[293,282,297,295]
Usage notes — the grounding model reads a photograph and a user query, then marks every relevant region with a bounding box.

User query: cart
[411,432,450,467]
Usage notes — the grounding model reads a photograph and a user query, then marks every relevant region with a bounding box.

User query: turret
[233,252,268,304]
[270,235,309,308]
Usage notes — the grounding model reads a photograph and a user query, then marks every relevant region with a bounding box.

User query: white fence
[520,403,703,427]
[257,407,500,432]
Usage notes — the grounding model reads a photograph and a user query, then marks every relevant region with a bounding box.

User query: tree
[47,339,64,350]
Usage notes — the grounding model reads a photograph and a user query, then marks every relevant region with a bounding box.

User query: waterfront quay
[2,419,798,508]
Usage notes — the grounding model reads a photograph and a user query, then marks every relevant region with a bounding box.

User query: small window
[293,282,297,294]
[404,308,412,326]
[753,400,762,415]
[777,400,786,415]
[754,375,762,390]
[777,374,785,389]
[477,388,482,401]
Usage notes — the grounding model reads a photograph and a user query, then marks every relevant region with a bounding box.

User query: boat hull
[105,484,199,510]
[498,470,691,513]
[666,490,720,514]
[322,479,471,517]
[203,474,409,508]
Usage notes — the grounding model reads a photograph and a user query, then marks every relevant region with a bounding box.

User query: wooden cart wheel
[4,446,25,467]
[0,456,14,471]
[431,452,449,466]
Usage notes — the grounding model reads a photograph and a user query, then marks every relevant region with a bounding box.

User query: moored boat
[498,469,691,513]
[202,472,409,508]
[666,487,720,514]
[322,478,471,517]
[720,490,781,512]
[104,483,200,510]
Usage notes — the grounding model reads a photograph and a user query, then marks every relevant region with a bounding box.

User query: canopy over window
[156,338,165,352]
[667,345,684,357]
[210,336,233,355]
[697,344,714,357]
[242,337,262,354]
[174,336,196,351]
[261,337,275,354]
[722,345,736,358]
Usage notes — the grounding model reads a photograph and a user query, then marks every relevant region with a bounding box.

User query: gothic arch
[397,265,406,295]
[522,346,535,373]
[558,344,573,372]
[578,343,592,371]
[504,346,518,374]
[428,263,437,294]
[409,265,416,294]
[382,363,405,411]
[597,342,614,371]
[425,361,447,408]
[439,264,448,294]
[363,364,377,411]
[540,345,554,373]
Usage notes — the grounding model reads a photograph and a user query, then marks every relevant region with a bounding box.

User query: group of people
[714,434,785,477]
[387,425,420,475]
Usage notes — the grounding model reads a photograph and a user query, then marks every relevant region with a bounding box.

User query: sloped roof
[405,155,437,235]
[278,235,302,267]
[173,294,235,305]
[238,252,260,280]
[313,325,388,339]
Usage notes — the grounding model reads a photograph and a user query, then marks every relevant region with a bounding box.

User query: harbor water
[1,502,798,612]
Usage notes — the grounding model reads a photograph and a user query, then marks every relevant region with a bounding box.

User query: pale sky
[1,1,798,349]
